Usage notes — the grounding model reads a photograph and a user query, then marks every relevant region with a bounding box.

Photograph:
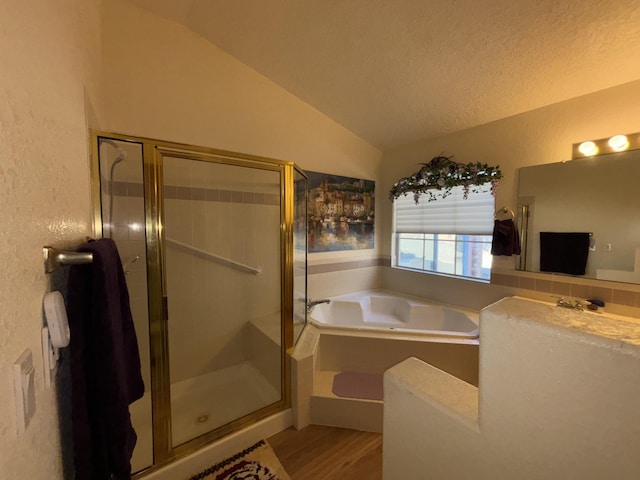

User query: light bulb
[608,134,629,151]
[578,141,598,156]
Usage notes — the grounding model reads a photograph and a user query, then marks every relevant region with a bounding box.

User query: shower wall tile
[128,182,144,197]
[191,187,206,201]
[175,186,192,200]
[164,194,282,383]
[112,181,281,207]
[265,194,281,205]
[164,185,177,199]
[219,190,232,202]
[112,181,128,196]
[205,188,219,202]
[308,266,382,299]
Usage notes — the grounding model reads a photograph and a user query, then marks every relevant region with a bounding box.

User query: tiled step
[310,371,383,433]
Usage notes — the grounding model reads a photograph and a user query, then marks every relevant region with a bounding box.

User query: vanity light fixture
[608,134,629,151]
[572,131,639,159]
[577,141,598,157]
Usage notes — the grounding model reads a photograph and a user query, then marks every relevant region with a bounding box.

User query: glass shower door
[293,167,308,344]
[161,154,284,447]
[95,137,153,473]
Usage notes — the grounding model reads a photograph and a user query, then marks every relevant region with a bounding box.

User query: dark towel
[491,219,521,256]
[66,239,144,480]
[539,232,590,275]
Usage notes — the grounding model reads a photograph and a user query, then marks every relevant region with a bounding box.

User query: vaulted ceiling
[124,0,640,150]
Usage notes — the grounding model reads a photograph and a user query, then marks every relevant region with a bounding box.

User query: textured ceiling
[124,0,640,150]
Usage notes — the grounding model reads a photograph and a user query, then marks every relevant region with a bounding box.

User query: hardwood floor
[268,425,382,480]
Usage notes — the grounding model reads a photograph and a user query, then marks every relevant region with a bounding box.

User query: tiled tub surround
[383,297,640,480]
[291,323,479,432]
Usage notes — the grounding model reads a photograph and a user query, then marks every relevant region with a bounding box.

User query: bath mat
[332,371,384,401]
[187,440,290,480]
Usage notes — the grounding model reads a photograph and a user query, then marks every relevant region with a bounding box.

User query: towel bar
[495,206,515,220]
[43,246,93,274]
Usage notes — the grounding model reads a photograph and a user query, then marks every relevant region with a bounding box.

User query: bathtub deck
[291,325,479,432]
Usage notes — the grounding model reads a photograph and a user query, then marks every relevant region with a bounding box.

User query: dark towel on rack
[491,219,521,256]
[539,232,590,275]
[66,239,144,480]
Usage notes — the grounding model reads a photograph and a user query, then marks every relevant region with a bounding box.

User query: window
[393,186,494,281]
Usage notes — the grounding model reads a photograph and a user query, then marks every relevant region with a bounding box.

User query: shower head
[101,138,128,240]
[99,137,128,163]
[111,154,127,167]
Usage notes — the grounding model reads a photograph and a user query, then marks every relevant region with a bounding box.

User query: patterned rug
[187,440,291,480]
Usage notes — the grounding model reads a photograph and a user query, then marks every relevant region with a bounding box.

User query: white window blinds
[394,186,495,235]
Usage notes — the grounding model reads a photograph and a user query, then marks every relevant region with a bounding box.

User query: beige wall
[100,0,381,180]
[0,0,102,477]
[100,0,383,299]
[381,80,640,310]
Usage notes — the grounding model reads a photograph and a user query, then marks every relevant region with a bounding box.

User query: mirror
[517,149,640,284]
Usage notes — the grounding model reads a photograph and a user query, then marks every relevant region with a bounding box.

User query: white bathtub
[309,290,479,339]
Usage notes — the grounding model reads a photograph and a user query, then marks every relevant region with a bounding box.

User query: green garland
[389,155,503,204]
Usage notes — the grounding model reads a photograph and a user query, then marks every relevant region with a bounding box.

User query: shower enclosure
[92,132,307,474]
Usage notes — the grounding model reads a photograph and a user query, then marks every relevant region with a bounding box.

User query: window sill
[391,265,491,284]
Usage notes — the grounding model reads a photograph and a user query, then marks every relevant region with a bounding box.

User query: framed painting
[307,171,375,252]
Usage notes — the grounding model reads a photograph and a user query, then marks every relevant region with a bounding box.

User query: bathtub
[308,290,479,339]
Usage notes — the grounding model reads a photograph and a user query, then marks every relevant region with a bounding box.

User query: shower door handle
[162,296,169,323]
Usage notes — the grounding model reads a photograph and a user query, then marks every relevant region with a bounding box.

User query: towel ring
[495,206,515,220]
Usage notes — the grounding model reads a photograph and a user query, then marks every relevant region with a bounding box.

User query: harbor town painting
[307,171,375,252]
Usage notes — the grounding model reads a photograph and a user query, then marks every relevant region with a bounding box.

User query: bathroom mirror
[517,149,640,284]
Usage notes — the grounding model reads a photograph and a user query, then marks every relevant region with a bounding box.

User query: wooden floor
[268,425,382,480]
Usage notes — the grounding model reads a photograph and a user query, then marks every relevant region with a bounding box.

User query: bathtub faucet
[307,298,331,313]
[554,297,584,311]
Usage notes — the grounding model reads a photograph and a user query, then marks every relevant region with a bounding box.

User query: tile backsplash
[491,270,640,316]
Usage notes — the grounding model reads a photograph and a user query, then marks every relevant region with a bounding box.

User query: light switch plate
[13,349,36,435]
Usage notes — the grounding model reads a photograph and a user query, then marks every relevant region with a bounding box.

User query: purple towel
[491,219,521,256]
[539,232,590,276]
[66,239,144,480]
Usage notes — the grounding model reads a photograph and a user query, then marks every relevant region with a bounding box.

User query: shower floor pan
[130,360,280,472]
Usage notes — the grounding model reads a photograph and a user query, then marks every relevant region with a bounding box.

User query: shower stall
[92,132,308,474]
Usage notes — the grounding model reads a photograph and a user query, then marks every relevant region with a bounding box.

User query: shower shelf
[165,237,262,275]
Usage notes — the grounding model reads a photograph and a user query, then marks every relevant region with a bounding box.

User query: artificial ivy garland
[388,155,503,204]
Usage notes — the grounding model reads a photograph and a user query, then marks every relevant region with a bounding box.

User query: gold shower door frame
[90,131,294,473]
